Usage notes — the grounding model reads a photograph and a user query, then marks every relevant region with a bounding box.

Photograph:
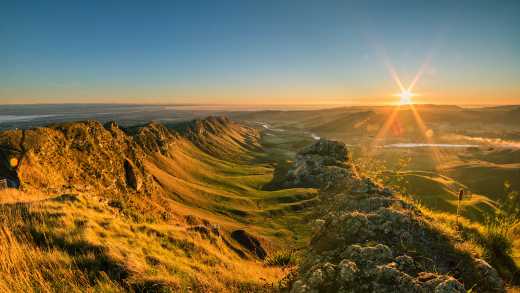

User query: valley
[0,117,318,291]
[0,106,518,292]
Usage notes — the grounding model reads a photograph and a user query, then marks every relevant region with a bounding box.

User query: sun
[397,90,414,105]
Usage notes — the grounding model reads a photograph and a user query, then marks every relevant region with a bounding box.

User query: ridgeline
[0,117,515,292]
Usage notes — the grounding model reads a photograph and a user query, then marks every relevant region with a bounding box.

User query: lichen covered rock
[289,139,505,293]
[285,139,358,189]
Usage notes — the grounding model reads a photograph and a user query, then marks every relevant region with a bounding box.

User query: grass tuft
[264,249,298,267]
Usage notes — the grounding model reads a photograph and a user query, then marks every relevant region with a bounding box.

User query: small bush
[477,216,519,283]
[265,249,298,267]
[108,199,125,210]
[482,217,515,258]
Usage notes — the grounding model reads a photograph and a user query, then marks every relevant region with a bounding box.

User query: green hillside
[0,117,318,291]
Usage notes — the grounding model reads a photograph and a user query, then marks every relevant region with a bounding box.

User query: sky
[1,0,519,106]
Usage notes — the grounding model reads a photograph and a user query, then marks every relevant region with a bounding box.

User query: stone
[230,229,267,259]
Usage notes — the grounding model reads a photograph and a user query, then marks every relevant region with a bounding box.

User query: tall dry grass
[0,189,123,292]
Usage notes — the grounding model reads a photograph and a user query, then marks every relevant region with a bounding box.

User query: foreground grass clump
[402,195,520,286]
[264,249,299,267]
[479,216,519,282]
[0,194,123,292]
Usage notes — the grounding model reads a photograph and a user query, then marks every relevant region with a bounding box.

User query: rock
[285,139,359,189]
[338,259,358,283]
[230,229,267,259]
[289,140,506,293]
[124,159,142,191]
[473,259,505,292]
[299,138,350,162]
[434,277,465,293]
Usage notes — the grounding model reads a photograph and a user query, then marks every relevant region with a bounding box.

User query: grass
[400,195,520,286]
[3,115,518,291]
[264,249,299,267]
[392,171,498,222]
[0,195,124,292]
[0,121,318,292]
[0,190,288,292]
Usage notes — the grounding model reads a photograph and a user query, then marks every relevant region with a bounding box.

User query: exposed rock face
[123,159,142,191]
[132,122,178,156]
[0,116,255,198]
[0,121,151,195]
[231,229,267,259]
[286,139,359,189]
[289,139,505,293]
[169,116,261,159]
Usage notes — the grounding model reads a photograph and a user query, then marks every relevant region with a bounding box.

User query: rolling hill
[0,116,318,291]
[0,114,517,292]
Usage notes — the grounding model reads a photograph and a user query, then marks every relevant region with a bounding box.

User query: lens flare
[9,157,19,168]
[396,90,414,105]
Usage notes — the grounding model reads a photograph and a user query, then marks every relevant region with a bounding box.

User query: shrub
[264,249,298,267]
[477,216,519,283]
[482,217,516,258]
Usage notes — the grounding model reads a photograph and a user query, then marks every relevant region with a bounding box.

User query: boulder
[230,229,267,259]
[286,139,358,189]
[124,159,142,191]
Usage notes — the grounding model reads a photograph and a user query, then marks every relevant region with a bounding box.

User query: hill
[389,171,498,222]
[0,117,517,292]
[0,117,317,291]
[283,139,515,292]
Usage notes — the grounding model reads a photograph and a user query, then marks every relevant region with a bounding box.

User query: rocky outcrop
[231,229,267,259]
[169,116,261,159]
[289,139,505,293]
[285,139,360,190]
[0,117,257,197]
[0,121,154,196]
[132,122,179,156]
[123,159,142,191]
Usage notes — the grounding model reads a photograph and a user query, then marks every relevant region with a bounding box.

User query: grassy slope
[0,120,319,292]
[396,171,498,222]
[442,161,520,201]
[0,190,288,292]
[237,108,520,288]
[144,133,318,244]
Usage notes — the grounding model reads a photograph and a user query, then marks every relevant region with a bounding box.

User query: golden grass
[0,188,50,204]
[0,122,314,291]
[0,189,286,292]
[0,196,123,292]
[399,194,519,287]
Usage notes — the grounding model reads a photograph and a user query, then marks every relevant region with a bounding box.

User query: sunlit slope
[442,161,520,201]
[0,190,287,292]
[462,147,520,164]
[395,171,498,222]
[165,116,262,160]
[0,117,319,291]
[144,134,317,228]
[233,105,520,143]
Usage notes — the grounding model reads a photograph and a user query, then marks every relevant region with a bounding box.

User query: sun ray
[409,104,443,164]
[370,49,445,169]
[384,60,406,92]
[369,44,447,169]
[407,54,432,91]
[367,105,400,158]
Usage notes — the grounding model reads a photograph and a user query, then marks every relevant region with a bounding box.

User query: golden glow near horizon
[396,90,414,105]
[368,54,445,165]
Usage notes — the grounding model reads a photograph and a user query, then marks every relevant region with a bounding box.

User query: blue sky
[1,0,519,105]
